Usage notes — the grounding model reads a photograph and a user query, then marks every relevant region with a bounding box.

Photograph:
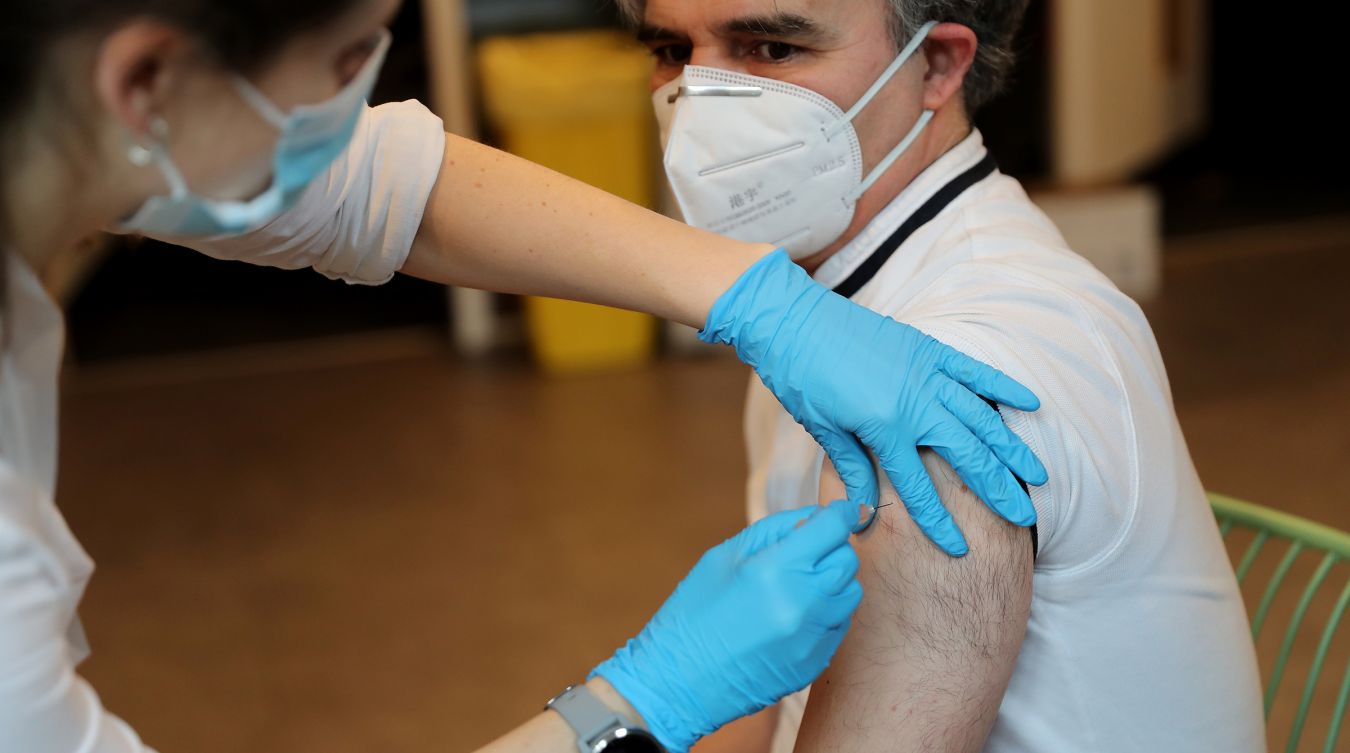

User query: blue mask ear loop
[125,74,289,204]
[820,20,941,206]
[127,116,191,200]
[126,72,288,205]
[231,78,290,131]
[229,27,392,131]
[848,111,934,203]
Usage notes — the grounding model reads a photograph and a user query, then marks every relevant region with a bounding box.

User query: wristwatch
[545,684,667,752]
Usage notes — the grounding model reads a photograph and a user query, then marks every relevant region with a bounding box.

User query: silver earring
[126,117,170,167]
[126,142,153,167]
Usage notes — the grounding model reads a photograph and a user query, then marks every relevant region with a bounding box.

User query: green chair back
[1212,492,1350,753]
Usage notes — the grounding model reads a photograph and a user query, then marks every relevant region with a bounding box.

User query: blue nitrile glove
[591,500,864,753]
[701,250,1049,557]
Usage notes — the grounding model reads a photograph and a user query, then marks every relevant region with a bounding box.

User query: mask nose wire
[824,20,939,141]
[668,83,764,105]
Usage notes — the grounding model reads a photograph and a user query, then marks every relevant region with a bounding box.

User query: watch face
[594,728,665,752]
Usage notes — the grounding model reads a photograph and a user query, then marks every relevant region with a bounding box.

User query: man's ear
[921,22,978,112]
[93,22,191,138]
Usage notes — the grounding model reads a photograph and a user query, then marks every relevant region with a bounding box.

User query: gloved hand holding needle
[592,500,865,753]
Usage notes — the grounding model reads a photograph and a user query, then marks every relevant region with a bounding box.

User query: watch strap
[546,684,628,753]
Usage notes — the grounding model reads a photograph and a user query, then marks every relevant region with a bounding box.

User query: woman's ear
[92,22,190,137]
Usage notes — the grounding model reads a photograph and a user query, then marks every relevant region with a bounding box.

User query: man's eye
[749,41,799,62]
[651,44,693,66]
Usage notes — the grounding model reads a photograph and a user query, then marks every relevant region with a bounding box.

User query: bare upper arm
[791,451,1032,753]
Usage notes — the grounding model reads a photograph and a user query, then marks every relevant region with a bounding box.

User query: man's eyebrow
[720,13,836,44]
[636,24,687,43]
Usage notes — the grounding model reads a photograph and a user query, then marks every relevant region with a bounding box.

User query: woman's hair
[0,0,365,303]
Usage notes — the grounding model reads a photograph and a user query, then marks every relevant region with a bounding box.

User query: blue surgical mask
[120,29,391,237]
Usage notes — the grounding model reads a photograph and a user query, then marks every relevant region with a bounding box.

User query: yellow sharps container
[477,30,658,374]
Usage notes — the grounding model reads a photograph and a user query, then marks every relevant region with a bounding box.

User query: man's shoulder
[861,193,1171,569]
[865,181,1150,368]
[859,172,1132,325]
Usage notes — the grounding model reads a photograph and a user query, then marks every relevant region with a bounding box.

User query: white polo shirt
[749,130,1266,753]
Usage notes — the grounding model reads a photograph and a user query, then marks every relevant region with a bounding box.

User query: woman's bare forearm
[403,132,777,329]
[472,678,647,753]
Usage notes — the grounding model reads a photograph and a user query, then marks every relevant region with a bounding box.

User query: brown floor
[56,224,1350,753]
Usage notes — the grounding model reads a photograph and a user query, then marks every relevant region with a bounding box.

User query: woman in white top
[0,1,1051,751]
